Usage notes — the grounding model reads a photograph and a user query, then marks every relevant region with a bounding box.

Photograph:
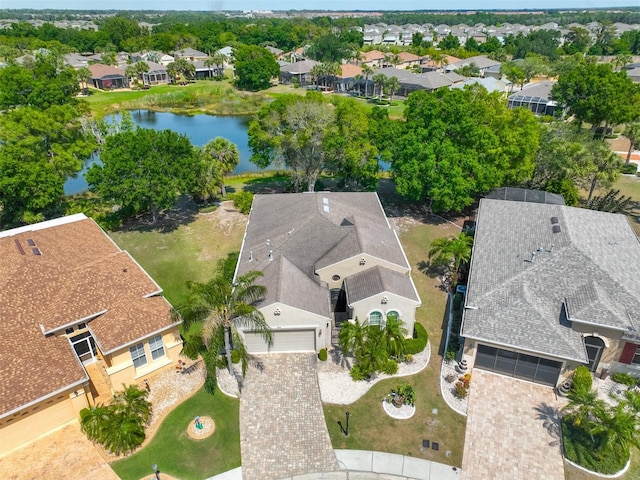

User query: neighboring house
[235,193,421,353]
[215,46,234,67]
[396,51,421,68]
[173,47,209,62]
[451,76,512,95]
[460,197,640,388]
[279,59,320,86]
[265,46,284,59]
[482,64,503,80]
[445,55,501,77]
[142,61,169,86]
[364,67,465,97]
[420,54,461,73]
[333,64,363,92]
[88,64,129,89]
[0,214,182,455]
[507,80,560,116]
[361,49,386,68]
[192,59,223,79]
[63,52,90,69]
[158,53,175,66]
[626,67,640,83]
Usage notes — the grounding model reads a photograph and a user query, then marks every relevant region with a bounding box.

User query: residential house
[420,54,461,73]
[445,55,502,77]
[192,59,223,79]
[460,197,640,387]
[279,59,320,86]
[235,193,421,353]
[364,67,465,97]
[142,61,169,86]
[88,64,129,89]
[173,47,209,62]
[451,76,511,96]
[0,214,182,455]
[396,51,421,69]
[265,46,285,59]
[626,67,640,83]
[158,53,175,66]
[63,52,90,69]
[360,50,386,68]
[507,80,561,116]
[215,46,234,68]
[332,64,363,92]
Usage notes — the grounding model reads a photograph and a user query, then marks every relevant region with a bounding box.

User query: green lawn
[109,200,246,306]
[612,174,640,237]
[323,216,467,468]
[110,388,240,480]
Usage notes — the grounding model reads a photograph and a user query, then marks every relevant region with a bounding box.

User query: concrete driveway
[239,353,338,480]
[461,369,565,480]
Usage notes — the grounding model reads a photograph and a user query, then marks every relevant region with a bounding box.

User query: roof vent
[323,197,329,213]
[268,250,273,261]
[552,225,561,234]
[359,257,366,266]
[266,238,270,246]
[32,248,42,256]
[551,217,559,224]
[249,250,253,261]
[526,252,535,263]
[26,239,36,246]
[14,239,25,255]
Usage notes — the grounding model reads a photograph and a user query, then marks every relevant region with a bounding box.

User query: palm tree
[589,404,640,453]
[212,52,227,77]
[428,233,473,285]
[173,267,272,392]
[361,64,374,97]
[111,384,151,425]
[382,316,407,358]
[386,76,400,102]
[447,234,474,272]
[76,66,91,95]
[101,413,146,455]
[623,122,640,164]
[563,388,607,429]
[80,404,113,443]
[338,317,366,357]
[428,237,455,267]
[202,137,240,197]
[372,73,387,99]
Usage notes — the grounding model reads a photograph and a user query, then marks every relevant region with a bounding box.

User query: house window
[633,347,640,365]
[369,311,383,327]
[130,343,147,369]
[387,311,400,322]
[149,335,165,361]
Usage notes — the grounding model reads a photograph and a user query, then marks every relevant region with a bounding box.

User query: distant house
[265,46,284,59]
[63,52,90,69]
[460,197,640,387]
[173,47,209,62]
[215,46,234,68]
[332,64,363,92]
[158,53,175,66]
[445,55,502,77]
[396,51,421,68]
[88,64,129,90]
[0,214,182,455]
[142,61,169,86]
[451,76,511,95]
[420,54,461,73]
[363,67,465,97]
[235,193,420,353]
[361,50,386,68]
[279,59,320,86]
[507,81,561,116]
[192,59,224,79]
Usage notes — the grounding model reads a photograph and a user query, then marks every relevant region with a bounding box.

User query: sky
[1,1,639,12]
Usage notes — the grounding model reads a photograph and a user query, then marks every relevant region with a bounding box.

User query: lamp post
[345,411,350,437]
[152,463,160,480]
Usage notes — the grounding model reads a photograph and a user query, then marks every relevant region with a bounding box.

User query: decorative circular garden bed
[187,416,215,440]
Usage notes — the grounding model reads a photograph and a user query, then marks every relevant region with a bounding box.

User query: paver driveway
[240,353,338,480]
[461,369,565,480]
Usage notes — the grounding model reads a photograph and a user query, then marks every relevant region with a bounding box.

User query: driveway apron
[240,353,338,480]
[461,369,565,480]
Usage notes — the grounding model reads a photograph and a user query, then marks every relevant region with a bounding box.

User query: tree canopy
[307,33,354,63]
[86,128,197,223]
[233,44,279,91]
[392,86,540,212]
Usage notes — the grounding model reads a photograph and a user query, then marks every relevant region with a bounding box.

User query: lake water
[64,111,256,195]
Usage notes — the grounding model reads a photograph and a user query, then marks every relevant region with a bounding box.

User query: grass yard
[323,216,467,468]
[565,448,640,480]
[110,388,240,480]
[109,199,247,306]
[612,174,640,237]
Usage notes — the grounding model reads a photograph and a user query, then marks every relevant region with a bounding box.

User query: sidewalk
[205,450,461,480]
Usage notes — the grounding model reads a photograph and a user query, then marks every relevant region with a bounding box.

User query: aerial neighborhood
[1,6,640,480]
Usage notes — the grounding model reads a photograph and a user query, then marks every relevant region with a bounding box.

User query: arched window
[386,311,400,322]
[369,311,383,327]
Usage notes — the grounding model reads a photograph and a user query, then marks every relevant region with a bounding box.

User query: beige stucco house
[235,192,421,353]
[0,214,181,455]
[460,197,640,387]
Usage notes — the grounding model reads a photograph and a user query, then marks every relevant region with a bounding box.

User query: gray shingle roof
[345,265,420,304]
[462,199,640,362]
[237,193,411,314]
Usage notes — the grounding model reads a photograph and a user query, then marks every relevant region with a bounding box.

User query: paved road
[239,353,339,480]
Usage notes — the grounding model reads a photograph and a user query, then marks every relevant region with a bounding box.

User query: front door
[585,336,605,372]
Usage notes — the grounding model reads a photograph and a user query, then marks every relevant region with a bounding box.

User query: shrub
[454,381,469,399]
[382,359,398,375]
[350,364,368,381]
[453,293,463,311]
[395,383,415,405]
[571,365,593,395]
[232,191,254,214]
[620,163,638,175]
[230,350,240,364]
[611,372,638,386]
[405,323,428,354]
[318,348,328,361]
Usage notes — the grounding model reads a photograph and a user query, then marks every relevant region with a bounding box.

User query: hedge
[571,365,592,395]
[405,323,428,355]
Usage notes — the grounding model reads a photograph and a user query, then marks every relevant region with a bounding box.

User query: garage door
[244,329,316,353]
[474,344,562,386]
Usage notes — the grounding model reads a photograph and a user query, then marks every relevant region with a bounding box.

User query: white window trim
[130,343,147,369]
[149,335,165,361]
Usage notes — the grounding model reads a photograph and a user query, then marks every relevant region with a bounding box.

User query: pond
[64,110,257,195]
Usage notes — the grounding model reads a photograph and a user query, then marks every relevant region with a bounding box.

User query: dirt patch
[187,416,215,440]
[200,201,246,235]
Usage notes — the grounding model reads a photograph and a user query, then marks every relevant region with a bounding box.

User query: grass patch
[612,174,640,237]
[565,447,640,480]
[109,200,246,305]
[110,388,240,480]
[323,216,466,467]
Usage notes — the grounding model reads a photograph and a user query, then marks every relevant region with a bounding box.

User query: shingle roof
[345,265,420,304]
[88,63,126,79]
[236,193,411,314]
[0,214,177,417]
[280,59,320,74]
[372,67,463,91]
[508,80,556,102]
[461,199,640,362]
[447,55,501,71]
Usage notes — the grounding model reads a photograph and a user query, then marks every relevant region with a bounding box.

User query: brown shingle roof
[88,63,126,79]
[339,64,363,78]
[362,50,385,62]
[0,214,176,417]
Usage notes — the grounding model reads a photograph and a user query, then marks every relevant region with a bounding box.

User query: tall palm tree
[361,64,373,97]
[386,76,400,102]
[212,52,227,77]
[623,122,640,164]
[448,233,474,272]
[173,269,272,392]
[202,137,240,197]
[76,66,91,95]
[372,73,387,98]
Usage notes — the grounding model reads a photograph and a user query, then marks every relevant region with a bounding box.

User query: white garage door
[244,329,316,353]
